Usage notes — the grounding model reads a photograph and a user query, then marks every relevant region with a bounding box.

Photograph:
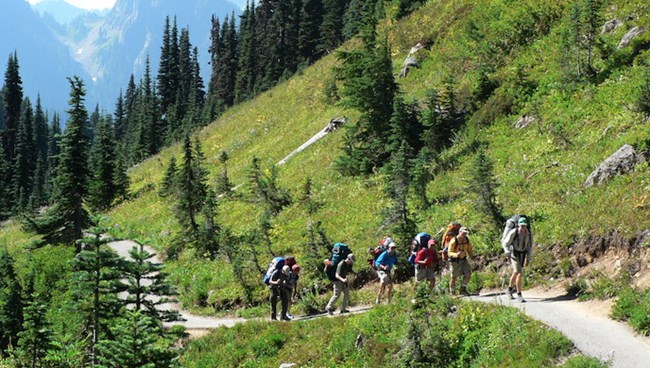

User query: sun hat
[347,253,356,263]
[459,227,470,234]
[388,242,397,248]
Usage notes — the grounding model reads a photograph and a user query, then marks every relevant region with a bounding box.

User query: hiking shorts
[377,270,392,285]
[510,257,524,273]
[450,258,471,278]
[415,265,435,282]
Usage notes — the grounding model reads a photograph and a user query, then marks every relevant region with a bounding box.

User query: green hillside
[2,0,650,364]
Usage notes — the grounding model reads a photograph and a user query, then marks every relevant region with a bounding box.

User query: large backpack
[368,237,391,270]
[262,256,286,285]
[409,232,431,265]
[325,243,351,281]
[440,222,461,260]
[502,214,533,250]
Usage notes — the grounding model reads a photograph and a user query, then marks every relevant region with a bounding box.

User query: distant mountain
[32,0,92,24]
[72,0,241,111]
[0,0,88,115]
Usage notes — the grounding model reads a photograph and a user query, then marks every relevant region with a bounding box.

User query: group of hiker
[265,215,534,320]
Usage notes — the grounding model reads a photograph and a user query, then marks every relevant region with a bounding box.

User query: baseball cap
[347,253,356,263]
[459,227,470,234]
[388,242,397,248]
[518,217,528,225]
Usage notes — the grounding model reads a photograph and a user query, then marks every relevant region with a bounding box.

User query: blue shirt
[375,250,398,271]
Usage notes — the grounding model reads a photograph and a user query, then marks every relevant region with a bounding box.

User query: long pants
[326,280,349,311]
[270,287,289,319]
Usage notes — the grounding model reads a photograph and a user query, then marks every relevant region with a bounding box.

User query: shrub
[611,287,650,336]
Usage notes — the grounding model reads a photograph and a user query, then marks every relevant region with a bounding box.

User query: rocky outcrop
[601,18,622,34]
[514,115,536,129]
[584,144,645,187]
[617,26,646,49]
[398,43,424,78]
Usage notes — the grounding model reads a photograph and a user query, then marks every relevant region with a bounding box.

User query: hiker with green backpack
[502,216,533,302]
[325,253,356,315]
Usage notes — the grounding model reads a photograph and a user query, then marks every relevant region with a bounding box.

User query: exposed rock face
[584,144,645,187]
[601,18,622,34]
[398,43,424,78]
[514,115,536,129]
[617,26,646,49]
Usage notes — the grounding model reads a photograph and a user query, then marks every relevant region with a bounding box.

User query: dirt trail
[470,287,650,368]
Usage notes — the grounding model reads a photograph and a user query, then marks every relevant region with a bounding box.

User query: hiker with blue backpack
[325,253,356,315]
[375,242,398,304]
[263,257,291,321]
[502,215,533,303]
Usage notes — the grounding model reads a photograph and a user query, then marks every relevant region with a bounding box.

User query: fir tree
[71,216,125,366]
[246,156,292,216]
[30,97,49,208]
[197,188,221,259]
[157,16,177,114]
[0,249,23,355]
[13,294,52,368]
[1,52,23,164]
[120,241,181,322]
[319,0,347,54]
[174,135,207,233]
[12,97,36,212]
[113,91,127,141]
[235,1,258,103]
[637,66,650,117]
[87,115,118,211]
[215,150,233,197]
[25,77,90,248]
[388,96,424,156]
[299,178,331,281]
[45,113,61,202]
[95,311,178,368]
[112,145,130,204]
[298,0,324,63]
[158,156,177,198]
[342,0,377,41]
[465,147,505,229]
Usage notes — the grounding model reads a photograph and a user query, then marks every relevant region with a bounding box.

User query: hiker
[448,226,473,296]
[440,222,462,271]
[375,242,398,304]
[287,264,301,319]
[414,238,439,293]
[502,217,533,302]
[326,253,356,315]
[269,264,291,321]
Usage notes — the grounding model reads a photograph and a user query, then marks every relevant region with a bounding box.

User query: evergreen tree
[12,98,36,212]
[13,294,51,368]
[215,150,233,197]
[30,97,49,208]
[299,178,331,281]
[1,52,23,164]
[113,91,127,141]
[637,66,650,117]
[25,77,90,248]
[158,156,177,198]
[388,96,424,156]
[0,151,9,218]
[157,16,177,114]
[95,311,178,368]
[465,147,505,229]
[174,135,207,233]
[87,104,100,144]
[319,0,347,54]
[335,37,397,175]
[197,188,221,259]
[71,216,125,366]
[87,115,118,211]
[0,250,23,355]
[120,241,181,322]
[207,15,222,116]
[342,0,377,41]
[45,113,61,202]
[246,156,292,216]
[235,1,258,103]
[298,0,324,63]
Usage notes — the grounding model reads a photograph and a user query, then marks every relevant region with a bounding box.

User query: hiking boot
[517,294,526,303]
[339,309,350,314]
[460,286,469,296]
[505,287,514,300]
[326,308,334,315]
[286,313,294,320]
[281,316,291,321]
[375,297,380,305]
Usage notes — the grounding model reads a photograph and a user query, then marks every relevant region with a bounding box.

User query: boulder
[398,42,424,78]
[514,115,536,129]
[617,26,646,49]
[601,18,622,34]
[584,144,645,187]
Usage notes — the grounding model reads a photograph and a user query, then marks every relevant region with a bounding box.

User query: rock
[514,115,536,129]
[399,42,424,78]
[601,18,622,34]
[325,116,347,133]
[279,364,296,368]
[617,26,646,49]
[584,144,645,187]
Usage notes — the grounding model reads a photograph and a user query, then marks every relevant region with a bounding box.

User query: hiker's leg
[280,289,289,318]
[342,284,350,310]
[386,278,394,302]
[270,288,279,319]
[327,281,342,311]
[515,272,523,293]
[450,275,456,293]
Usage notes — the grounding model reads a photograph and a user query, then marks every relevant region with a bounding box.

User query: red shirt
[414,247,438,267]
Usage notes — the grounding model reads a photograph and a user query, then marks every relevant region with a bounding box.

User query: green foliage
[0,249,23,355]
[560,355,609,368]
[578,268,631,301]
[464,147,505,230]
[637,65,650,117]
[611,287,650,335]
[245,157,292,216]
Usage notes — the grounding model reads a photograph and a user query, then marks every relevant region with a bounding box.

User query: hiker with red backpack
[325,253,356,315]
[375,242,398,304]
[414,238,439,293]
[448,226,474,296]
[502,216,533,302]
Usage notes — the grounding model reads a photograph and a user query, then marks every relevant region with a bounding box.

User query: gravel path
[470,289,650,368]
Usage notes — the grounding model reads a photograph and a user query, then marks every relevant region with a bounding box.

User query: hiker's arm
[502,229,516,253]
[447,240,460,258]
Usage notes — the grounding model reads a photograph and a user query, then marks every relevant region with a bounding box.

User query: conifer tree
[0,249,23,355]
[298,0,324,63]
[215,150,233,197]
[87,115,118,211]
[388,96,424,156]
[174,135,207,233]
[197,188,221,259]
[343,0,377,41]
[465,147,505,229]
[95,311,178,368]
[637,66,650,117]
[335,36,397,175]
[26,77,90,248]
[0,151,9,219]
[120,241,181,322]
[14,294,51,368]
[319,0,347,54]
[113,91,127,141]
[1,52,23,165]
[299,178,331,280]
[31,97,49,208]
[112,146,130,204]
[87,104,100,144]
[45,113,61,201]
[159,156,177,198]
[157,16,177,114]
[246,156,292,216]
[12,97,36,212]
[71,216,125,366]
[235,1,258,103]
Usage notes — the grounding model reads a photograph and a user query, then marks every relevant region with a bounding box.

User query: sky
[27,0,117,10]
